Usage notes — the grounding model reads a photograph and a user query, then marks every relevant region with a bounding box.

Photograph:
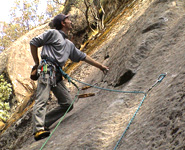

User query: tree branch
[53,0,65,5]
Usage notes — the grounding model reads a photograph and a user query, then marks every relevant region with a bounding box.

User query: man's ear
[61,21,65,26]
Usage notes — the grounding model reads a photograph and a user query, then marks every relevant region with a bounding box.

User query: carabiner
[158,73,166,82]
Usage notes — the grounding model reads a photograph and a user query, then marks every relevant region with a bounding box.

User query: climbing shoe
[34,130,50,141]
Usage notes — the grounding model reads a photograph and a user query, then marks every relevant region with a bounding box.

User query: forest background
[0,0,66,52]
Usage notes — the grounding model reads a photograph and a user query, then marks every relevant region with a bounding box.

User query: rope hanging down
[40,68,166,150]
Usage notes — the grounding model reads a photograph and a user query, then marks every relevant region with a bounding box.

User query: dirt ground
[0,0,185,150]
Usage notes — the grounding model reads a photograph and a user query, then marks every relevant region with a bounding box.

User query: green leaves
[0,74,12,122]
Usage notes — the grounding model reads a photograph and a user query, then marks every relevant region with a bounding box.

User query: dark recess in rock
[114,70,135,87]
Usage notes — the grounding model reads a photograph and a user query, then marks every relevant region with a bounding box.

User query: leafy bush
[0,74,12,122]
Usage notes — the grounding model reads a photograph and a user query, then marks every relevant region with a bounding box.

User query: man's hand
[100,65,109,74]
[30,64,39,81]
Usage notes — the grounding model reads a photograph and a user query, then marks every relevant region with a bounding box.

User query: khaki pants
[32,74,73,134]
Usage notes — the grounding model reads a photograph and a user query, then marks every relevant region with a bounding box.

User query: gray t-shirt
[30,29,86,67]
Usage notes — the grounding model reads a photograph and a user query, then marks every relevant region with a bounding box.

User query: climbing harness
[38,60,58,87]
[39,67,166,150]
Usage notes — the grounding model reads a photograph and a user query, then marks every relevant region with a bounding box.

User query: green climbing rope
[39,68,166,150]
[113,73,166,150]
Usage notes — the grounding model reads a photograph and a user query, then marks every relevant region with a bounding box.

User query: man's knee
[60,104,73,113]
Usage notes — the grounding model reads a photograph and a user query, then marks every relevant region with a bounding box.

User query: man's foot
[34,130,50,141]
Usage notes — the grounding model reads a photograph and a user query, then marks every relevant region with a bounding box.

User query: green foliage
[0,74,12,122]
[46,0,64,17]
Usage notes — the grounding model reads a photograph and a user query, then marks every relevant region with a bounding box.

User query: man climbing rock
[30,13,109,141]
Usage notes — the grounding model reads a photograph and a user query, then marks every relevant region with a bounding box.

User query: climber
[30,13,109,141]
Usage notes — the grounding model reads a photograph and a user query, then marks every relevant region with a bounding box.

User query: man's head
[53,13,72,30]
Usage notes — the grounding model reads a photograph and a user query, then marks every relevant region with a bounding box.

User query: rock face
[0,0,185,150]
[60,0,138,48]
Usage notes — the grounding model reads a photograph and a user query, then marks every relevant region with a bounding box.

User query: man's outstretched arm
[84,55,109,74]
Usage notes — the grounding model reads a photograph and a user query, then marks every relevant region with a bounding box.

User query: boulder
[2,24,49,103]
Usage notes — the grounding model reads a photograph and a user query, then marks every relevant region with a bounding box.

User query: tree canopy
[0,0,65,51]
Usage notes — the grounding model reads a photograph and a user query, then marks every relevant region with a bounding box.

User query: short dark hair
[53,13,69,30]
